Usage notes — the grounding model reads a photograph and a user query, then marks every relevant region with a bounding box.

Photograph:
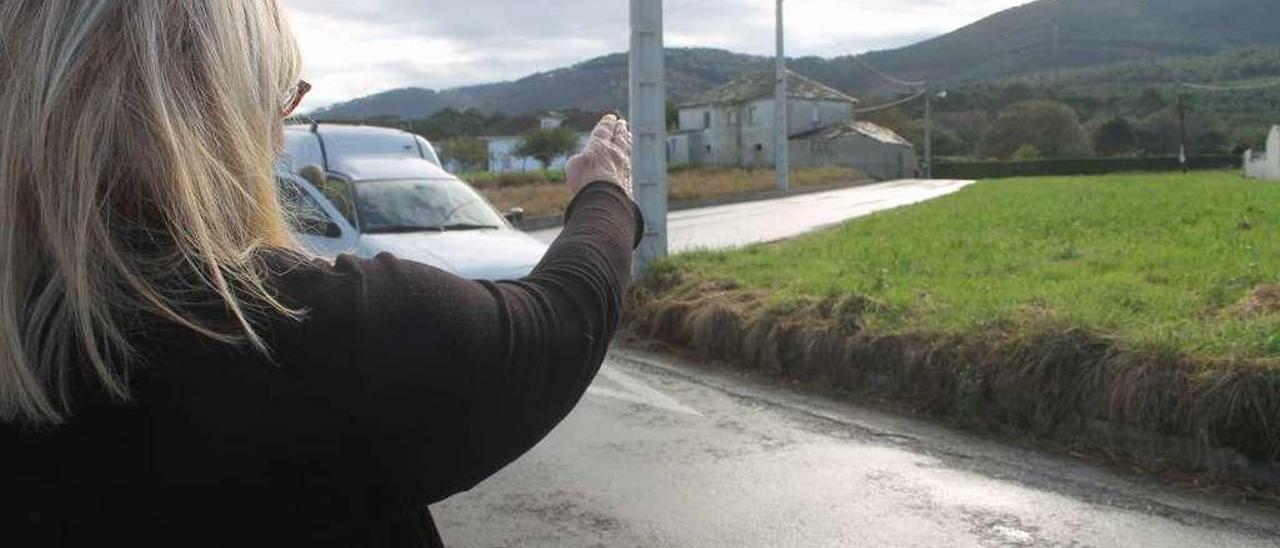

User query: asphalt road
[436,179,1280,547]
[529,178,975,251]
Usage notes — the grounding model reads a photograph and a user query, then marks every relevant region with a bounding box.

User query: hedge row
[933,156,1241,180]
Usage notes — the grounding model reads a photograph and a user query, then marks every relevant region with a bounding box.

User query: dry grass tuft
[625,274,1280,477]
[475,166,866,219]
[1229,285,1280,317]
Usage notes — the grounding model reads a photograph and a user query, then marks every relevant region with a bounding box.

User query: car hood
[359,229,548,281]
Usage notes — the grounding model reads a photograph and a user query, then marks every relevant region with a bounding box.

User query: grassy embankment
[627,171,1280,473]
[471,166,865,219]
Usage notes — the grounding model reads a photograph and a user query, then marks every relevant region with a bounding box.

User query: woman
[0,2,640,546]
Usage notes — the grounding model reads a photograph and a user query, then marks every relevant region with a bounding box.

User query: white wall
[486,133,588,173]
[1245,126,1280,181]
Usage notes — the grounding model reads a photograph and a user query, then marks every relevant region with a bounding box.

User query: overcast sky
[281,0,1032,111]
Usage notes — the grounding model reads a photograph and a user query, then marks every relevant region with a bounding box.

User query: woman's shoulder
[256,248,457,313]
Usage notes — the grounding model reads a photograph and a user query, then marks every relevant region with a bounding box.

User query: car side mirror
[504,207,525,225]
[323,220,343,238]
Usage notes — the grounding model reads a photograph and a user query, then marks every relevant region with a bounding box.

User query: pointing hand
[565,115,633,198]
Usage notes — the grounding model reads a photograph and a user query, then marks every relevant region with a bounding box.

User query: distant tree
[937,110,993,157]
[1133,88,1167,115]
[438,137,489,172]
[931,129,967,158]
[1093,117,1139,156]
[979,100,1093,160]
[1010,144,1042,161]
[514,127,580,170]
[407,107,502,140]
[996,83,1035,106]
[666,100,679,132]
[1134,106,1221,156]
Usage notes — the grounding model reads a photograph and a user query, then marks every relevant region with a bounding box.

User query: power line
[854,55,926,89]
[853,88,926,113]
[1181,80,1280,92]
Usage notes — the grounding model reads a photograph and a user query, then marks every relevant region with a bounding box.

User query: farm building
[1244,126,1280,181]
[668,70,917,179]
[790,121,917,180]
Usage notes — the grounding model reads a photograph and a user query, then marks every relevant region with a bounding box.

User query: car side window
[321,177,358,227]
[278,177,344,238]
[278,177,332,222]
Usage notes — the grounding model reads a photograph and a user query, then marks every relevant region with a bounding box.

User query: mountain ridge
[313,0,1280,121]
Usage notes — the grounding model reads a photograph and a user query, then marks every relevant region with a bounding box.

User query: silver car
[277,155,548,281]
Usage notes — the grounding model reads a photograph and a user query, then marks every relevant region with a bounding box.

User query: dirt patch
[624,270,1280,487]
[1230,284,1280,317]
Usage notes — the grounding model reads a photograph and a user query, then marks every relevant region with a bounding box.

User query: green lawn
[669,171,1280,361]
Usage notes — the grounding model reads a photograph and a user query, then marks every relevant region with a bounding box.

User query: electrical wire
[855,55,926,88]
[854,88,926,113]
[1181,80,1280,92]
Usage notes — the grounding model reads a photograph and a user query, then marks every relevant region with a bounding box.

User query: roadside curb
[516,178,877,232]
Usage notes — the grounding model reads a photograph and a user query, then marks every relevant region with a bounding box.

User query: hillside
[313,0,1280,120]
[312,48,770,120]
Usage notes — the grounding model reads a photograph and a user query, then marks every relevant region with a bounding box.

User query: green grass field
[669,171,1280,361]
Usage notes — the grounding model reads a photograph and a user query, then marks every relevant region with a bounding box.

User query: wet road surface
[530,178,975,251]
[437,179,1280,546]
[434,351,1280,547]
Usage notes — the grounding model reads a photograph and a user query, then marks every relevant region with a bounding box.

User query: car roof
[284,123,415,138]
[330,156,457,182]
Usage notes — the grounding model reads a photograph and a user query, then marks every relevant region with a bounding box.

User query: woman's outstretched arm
[333,180,640,502]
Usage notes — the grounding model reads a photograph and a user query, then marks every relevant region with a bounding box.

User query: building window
[811,105,820,125]
[749,106,757,126]
[703,111,711,129]
[754,143,764,151]
[729,111,739,125]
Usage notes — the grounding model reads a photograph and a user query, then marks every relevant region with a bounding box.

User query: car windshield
[355,178,505,234]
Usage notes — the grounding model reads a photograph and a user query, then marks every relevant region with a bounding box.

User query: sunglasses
[281,79,311,118]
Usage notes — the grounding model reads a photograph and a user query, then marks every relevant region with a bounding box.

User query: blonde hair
[0,0,304,424]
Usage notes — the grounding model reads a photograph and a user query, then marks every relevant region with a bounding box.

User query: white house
[484,111,588,173]
[669,70,917,179]
[1245,126,1280,181]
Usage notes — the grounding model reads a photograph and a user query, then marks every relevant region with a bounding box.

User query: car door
[276,174,359,258]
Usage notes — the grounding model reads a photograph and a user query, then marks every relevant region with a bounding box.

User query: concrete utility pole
[924,91,932,180]
[774,0,789,191]
[630,0,668,275]
[1177,95,1189,173]
[923,89,946,180]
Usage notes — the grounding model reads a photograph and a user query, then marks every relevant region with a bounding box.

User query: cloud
[280,0,1032,110]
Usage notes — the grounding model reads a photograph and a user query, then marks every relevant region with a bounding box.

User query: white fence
[1245,126,1280,181]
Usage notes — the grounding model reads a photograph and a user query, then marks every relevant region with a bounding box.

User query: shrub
[514,128,580,170]
[933,156,1239,179]
[979,100,1093,160]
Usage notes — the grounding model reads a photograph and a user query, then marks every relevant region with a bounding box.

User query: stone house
[669,70,917,179]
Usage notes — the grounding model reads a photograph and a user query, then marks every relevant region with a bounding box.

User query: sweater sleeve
[328,181,642,503]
